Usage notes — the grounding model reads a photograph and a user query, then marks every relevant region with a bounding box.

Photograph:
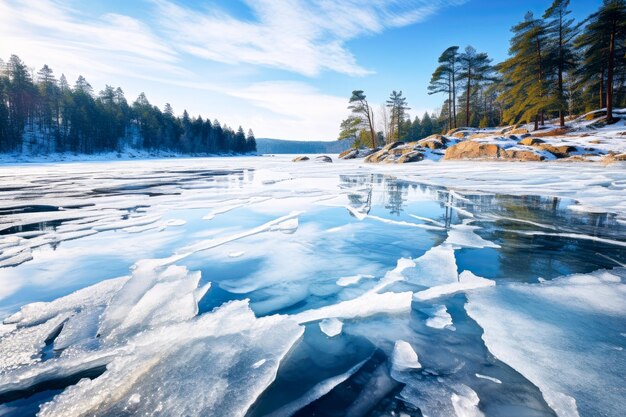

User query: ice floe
[391,340,421,371]
[336,274,375,287]
[414,271,495,301]
[422,305,454,330]
[466,268,626,417]
[319,318,343,337]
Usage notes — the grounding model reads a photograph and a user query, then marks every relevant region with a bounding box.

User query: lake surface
[0,157,624,417]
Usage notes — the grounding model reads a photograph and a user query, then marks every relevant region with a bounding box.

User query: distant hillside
[255,138,351,154]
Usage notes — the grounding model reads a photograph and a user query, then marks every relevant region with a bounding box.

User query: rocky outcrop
[519,137,545,146]
[536,144,577,158]
[444,141,546,161]
[397,151,425,163]
[532,127,571,137]
[315,155,333,163]
[417,135,448,149]
[364,150,389,163]
[363,141,431,164]
[509,127,530,135]
[292,156,310,162]
[602,152,626,164]
[339,148,377,160]
[504,149,545,161]
[339,149,358,159]
[444,141,503,160]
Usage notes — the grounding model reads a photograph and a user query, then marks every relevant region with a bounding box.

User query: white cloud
[153,0,465,77]
[142,78,348,140]
[0,0,462,140]
[0,0,185,81]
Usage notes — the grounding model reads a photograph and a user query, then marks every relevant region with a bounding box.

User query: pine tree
[544,0,579,126]
[0,55,254,156]
[458,46,493,127]
[246,129,257,153]
[347,90,376,148]
[338,116,362,146]
[575,0,626,122]
[385,90,410,142]
[499,12,550,129]
[36,65,60,150]
[428,46,459,130]
[420,112,433,137]
[409,115,422,141]
[234,126,246,153]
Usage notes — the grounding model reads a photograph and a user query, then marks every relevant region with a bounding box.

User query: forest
[340,0,626,148]
[0,57,257,155]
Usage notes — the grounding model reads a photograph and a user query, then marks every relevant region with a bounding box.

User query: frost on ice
[466,268,626,417]
[0,255,304,417]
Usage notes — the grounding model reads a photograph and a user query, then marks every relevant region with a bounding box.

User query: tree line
[339,0,626,146]
[0,56,256,155]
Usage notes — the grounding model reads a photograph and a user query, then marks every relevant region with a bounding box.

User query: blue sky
[0,0,601,140]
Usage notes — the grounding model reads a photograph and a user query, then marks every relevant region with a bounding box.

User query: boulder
[446,127,474,136]
[519,137,545,146]
[417,135,447,149]
[339,148,358,159]
[468,133,495,139]
[315,155,333,163]
[364,150,389,163]
[509,127,529,135]
[292,156,310,162]
[397,151,424,163]
[504,149,545,161]
[602,153,626,164]
[532,127,571,137]
[382,141,405,151]
[444,141,503,160]
[537,144,577,159]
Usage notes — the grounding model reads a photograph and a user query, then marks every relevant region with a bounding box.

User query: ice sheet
[466,268,626,417]
[414,271,495,301]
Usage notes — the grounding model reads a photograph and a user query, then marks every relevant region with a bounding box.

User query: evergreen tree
[575,0,626,122]
[499,12,550,129]
[420,112,433,137]
[544,0,579,126]
[385,90,410,142]
[338,116,362,146]
[246,129,257,153]
[409,116,422,141]
[0,55,255,156]
[234,126,246,153]
[347,90,376,148]
[428,46,459,130]
[458,46,493,127]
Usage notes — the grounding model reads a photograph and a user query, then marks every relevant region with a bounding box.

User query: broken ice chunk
[391,340,421,372]
[319,318,343,337]
[414,271,495,301]
[422,305,454,330]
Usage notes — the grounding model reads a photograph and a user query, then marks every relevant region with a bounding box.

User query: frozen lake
[0,156,624,417]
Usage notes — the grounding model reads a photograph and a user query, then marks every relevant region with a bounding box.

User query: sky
[0,0,602,141]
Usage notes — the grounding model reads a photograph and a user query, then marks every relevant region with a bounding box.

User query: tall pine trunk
[606,19,616,123]
[465,66,471,127]
[558,12,565,127]
[452,67,457,128]
[600,66,605,109]
[448,74,452,131]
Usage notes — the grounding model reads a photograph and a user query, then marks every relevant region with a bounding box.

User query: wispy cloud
[0,0,464,140]
[152,0,465,77]
[0,0,184,80]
